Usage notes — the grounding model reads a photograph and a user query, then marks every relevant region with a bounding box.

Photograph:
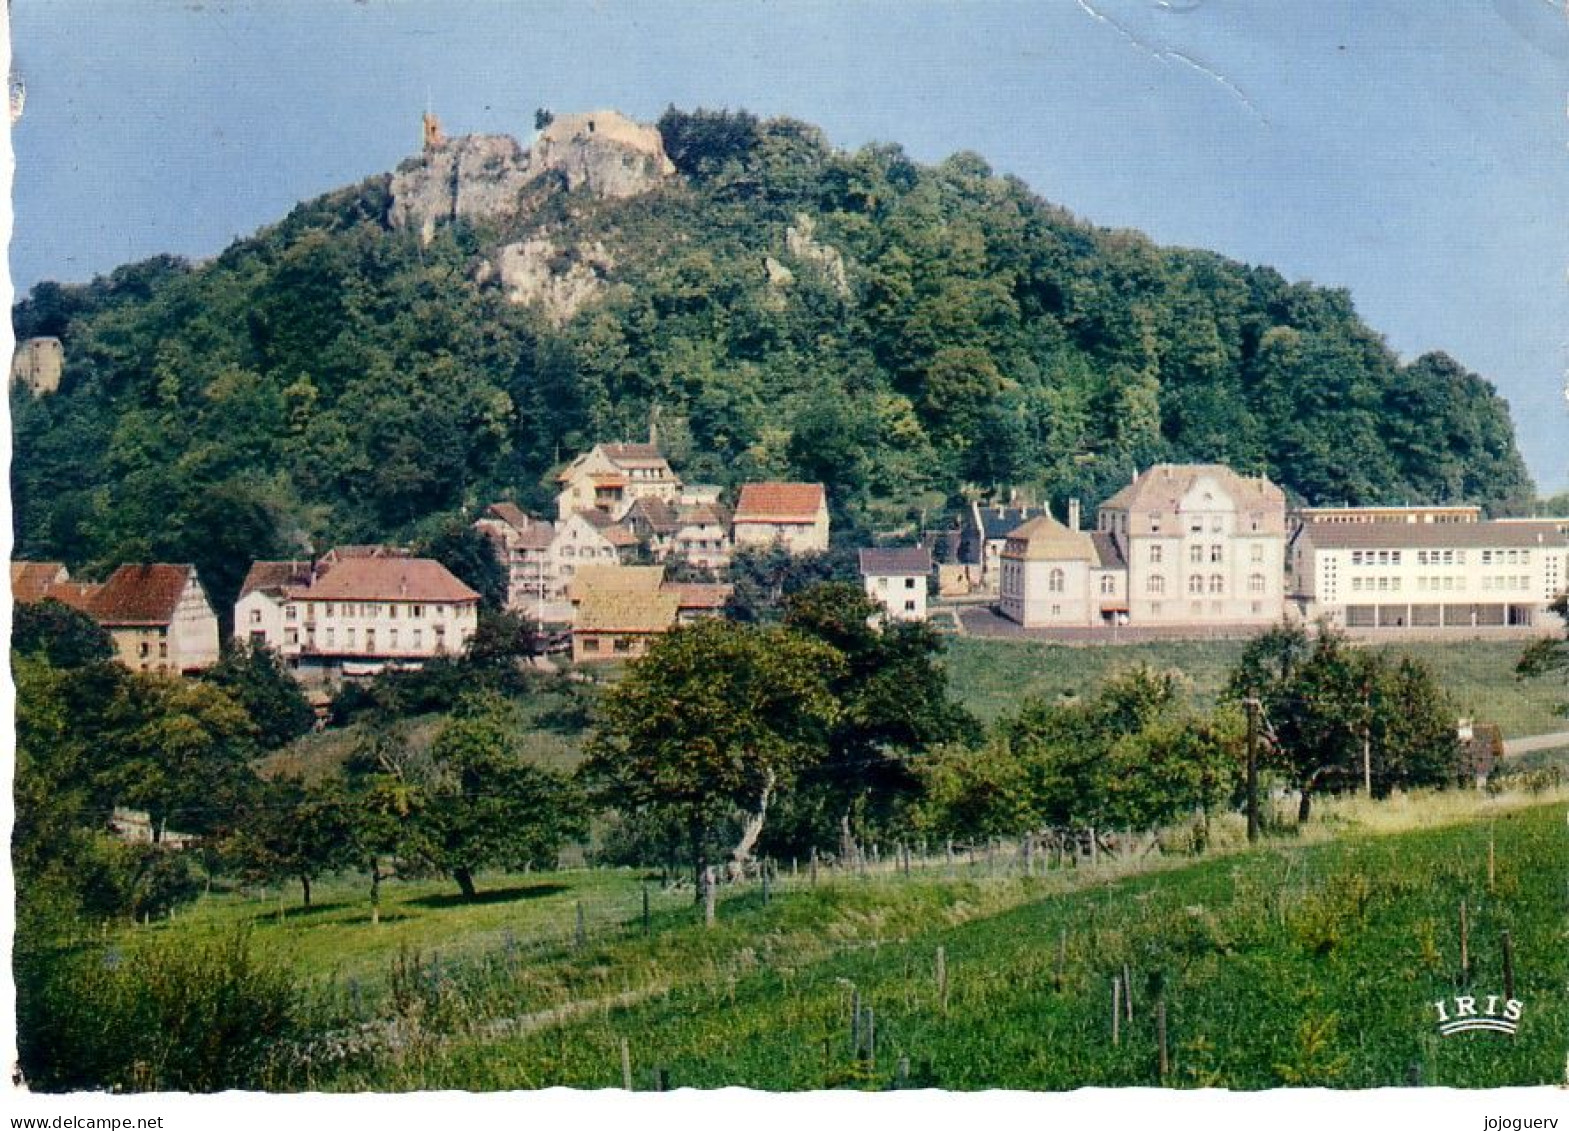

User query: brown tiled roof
[600,443,670,467]
[677,502,731,529]
[1102,464,1285,514]
[484,502,533,531]
[626,497,680,534]
[290,558,479,604]
[321,544,410,563]
[575,590,681,634]
[239,560,314,600]
[859,547,931,576]
[569,565,666,603]
[89,564,201,626]
[1002,515,1095,562]
[734,482,827,523]
[11,561,68,604]
[577,508,641,547]
[1091,532,1127,570]
[661,582,733,609]
[42,581,102,614]
[1301,522,1569,551]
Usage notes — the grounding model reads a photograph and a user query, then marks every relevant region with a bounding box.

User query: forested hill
[11,107,1533,611]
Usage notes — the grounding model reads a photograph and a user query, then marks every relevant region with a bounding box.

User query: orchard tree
[778,582,977,855]
[227,778,355,907]
[409,692,587,899]
[583,618,842,890]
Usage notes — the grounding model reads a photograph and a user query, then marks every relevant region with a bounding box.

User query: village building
[859,546,933,622]
[998,510,1127,627]
[1098,464,1287,626]
[554,442,682,521]
[474,502,557,619]
[237,555,479,680]
[11,560,70,604]
[1291,504,1481,532]
[1289,519,1569,629]
[77,564,221,674]
[957,503,1048,592]
[568,564,731,661]
[732,482,830,554]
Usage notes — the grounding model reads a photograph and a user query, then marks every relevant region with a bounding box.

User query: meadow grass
[942,636,1568,737]
[136,786,1569,1090]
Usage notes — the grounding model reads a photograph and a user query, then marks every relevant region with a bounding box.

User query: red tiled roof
[289,558,479,604]
[239,560,314,600]
[11,561,68,604]
[578,508,641,547]
[734,483,827,523]
[89,564,200,626]
[42,581,102,614]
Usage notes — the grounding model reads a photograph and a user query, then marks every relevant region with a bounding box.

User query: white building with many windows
[237,555,480,681]
[1290,520,1569,629]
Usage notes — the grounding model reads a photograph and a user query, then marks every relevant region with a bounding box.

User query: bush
[17,928,300,1092]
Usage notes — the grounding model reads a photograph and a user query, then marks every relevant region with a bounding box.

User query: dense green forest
[11,107,1534,616]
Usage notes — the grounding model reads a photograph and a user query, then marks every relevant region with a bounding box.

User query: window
[1049,568,1065,593]
[1208,574,1223,594]
[286,606,297,622]
[1249,573,1265,593]
[1190,517,1204,534]
[250,609,262,625]
[159,642,168,658]
[346,628,357,649]
[1211,517,1223,534]
[1210,545,1223,563]
[1147,575,1165,595]
[1100,575,1116,594]
[1189,545,1203,564]
[412,629,422,649]
[366,628,376,652]
[614,637,632,653]
[389,629,399,650]
[326,628,335,647]
[904,600,916,612]
[412,605,424,618]
[1149,513,1163,533]
[389,604,399,619]
[877,577,889,591]
[1251,544,1264,564]
[1188,575,1203,594]
[251,631,266,646]
[138,641,151,658]
[584,638,600,653]
[1391,551,1401,565]
[1352,551,1364,566]
[1149,545,1163,564]
[905,577,916,589]
[285,629,298,645]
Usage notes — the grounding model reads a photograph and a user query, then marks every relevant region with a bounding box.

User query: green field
[127,790,1569,1090]
[941,636,1568,737]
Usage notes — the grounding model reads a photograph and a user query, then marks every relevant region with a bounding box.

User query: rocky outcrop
[531,111,676,198]
[494,236,616,326]
[388,134,532,245]
[388,110,676,244]
[12,336,63,396]
[784,213,850,296]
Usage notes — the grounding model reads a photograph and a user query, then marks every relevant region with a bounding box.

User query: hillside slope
[11,107,1534,613]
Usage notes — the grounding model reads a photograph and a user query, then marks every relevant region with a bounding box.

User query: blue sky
[10,0,1568,491]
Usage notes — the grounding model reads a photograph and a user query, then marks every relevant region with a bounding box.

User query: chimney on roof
[1068,498,1081,531]
[1130,467,1138,484]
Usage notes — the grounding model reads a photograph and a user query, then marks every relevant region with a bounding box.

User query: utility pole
[1362,680,1373,797]
[1244,697,1260,843]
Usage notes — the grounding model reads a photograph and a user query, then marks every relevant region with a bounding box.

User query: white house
[858,546,932,622]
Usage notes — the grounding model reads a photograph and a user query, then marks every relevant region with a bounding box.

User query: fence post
[703,866,716,928]
[620,1037,633,1090]
[810,847,819,887]
[1157,1001,1169,1081]
[1112,976,1122,1046]
[575,901,587,948]
[936,946,948,1014]
[1502,930,1515,1001]
[643,884,652,937]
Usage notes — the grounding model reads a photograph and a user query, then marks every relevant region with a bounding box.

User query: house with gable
[474,502,557,618]
[732,482,829,555]
[237,553,480,681]
[86,564,221,674]
[555,442,682,521]
[859,546,932,622]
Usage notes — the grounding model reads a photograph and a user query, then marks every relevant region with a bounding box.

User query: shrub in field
[17,928,298,1092]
